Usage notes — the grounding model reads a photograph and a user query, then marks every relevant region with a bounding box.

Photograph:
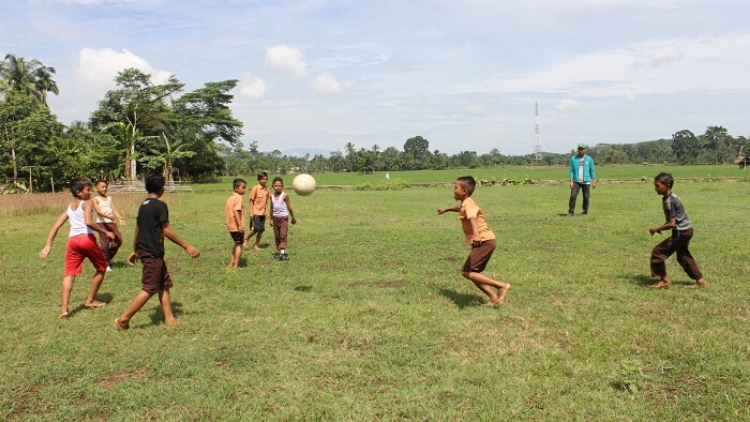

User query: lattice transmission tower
[534,102,542,165]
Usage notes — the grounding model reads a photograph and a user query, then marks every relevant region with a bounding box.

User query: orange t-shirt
[249,184,269,216]
[459,197,495,245]
[225,192,244,232]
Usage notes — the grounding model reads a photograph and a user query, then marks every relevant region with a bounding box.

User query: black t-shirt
[135,197,169,256]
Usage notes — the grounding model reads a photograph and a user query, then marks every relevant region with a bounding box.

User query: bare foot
[649,279,671,289]
[252,245,261,252]
[166,319,181,327]
[687,278,708,289]
[495,284,511,304]
[242,241,249,249]
[84,300,107,308]
[58,311,69,319]
[114,317,130,330]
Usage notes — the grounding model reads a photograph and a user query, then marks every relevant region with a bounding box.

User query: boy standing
[438,176,511,306]
[269,177,296,261]
[648,173,707,289]
[92,179,126,271]
[114,173,200,330]
[39,178,115,318]
[568,143,597,217]
[226,178,247,268]
[244,171,270,252]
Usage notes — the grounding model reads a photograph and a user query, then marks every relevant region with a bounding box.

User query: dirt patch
[97,370,149,390]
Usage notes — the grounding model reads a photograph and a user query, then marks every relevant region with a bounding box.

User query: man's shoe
[581,212,587,217]
[271,253,279,259]
[567,212,574,217]
[279,253,289,261]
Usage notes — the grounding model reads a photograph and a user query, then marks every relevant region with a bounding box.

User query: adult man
[568,143,597,217]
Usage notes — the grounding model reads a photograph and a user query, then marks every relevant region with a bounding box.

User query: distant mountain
[281,148,331,157]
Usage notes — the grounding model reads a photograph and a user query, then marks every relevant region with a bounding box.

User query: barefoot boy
[114,173,200,330]
[226,178,247,268]
[92,179,126,271]
[438,176,510,306]
[39,177,115,318]
[648,172,707,289]
[269,177,296,261]
[244,171,269,251]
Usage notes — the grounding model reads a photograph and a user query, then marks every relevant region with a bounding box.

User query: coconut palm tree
[0,54,41,98]
[34,66,59,107]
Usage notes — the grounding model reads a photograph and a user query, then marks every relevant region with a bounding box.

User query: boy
[114,173,200,330]
[269,177,296,261]
[648,173,707,289]
[226,178,247,268]
[438,176,511,306]
[92,179,126,271]
[39,177,115,319]
[244,171,270,252]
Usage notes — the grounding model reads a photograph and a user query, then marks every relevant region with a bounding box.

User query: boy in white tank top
[39,178,115,319]
[92,179,126,270]
[270,177,296,260]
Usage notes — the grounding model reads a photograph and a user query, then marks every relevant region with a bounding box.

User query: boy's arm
[468,217,482,245]
[111,199,126,225]
[285,195,296,225]
[437,205,460,214]
[235,208,244,232]
[83,201,114,240]
[39,210,68,258]
[649,218,676,235]
[162,222,200,257]
[126,226,140,266]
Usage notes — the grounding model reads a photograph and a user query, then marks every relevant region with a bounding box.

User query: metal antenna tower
[534,102,542,164]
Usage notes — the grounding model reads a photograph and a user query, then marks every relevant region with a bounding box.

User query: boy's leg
[158,289,179,325]
[650,236,675,288]
[231,244,242,268]
[84,271,107,307]
[462,272,511,304]
[674,229,707,287]
[568,183,581,214]
[115,290,153,330]
[108,223,123,260]
[60,275,76,318]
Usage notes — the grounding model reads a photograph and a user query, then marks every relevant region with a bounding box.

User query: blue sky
[4,0,750,155]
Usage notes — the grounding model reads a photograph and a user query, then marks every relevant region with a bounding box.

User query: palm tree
[0,54,42,98]
[34,66,59,107]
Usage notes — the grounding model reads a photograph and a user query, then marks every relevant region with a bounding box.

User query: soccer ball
[292,174,316,196]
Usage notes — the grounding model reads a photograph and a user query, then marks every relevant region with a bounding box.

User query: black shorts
[252,215,266,233]
[229,232,244,244]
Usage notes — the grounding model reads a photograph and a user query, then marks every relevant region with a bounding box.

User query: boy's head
[95,179,108,195]
[257,171,269,186]
[272,177,284,193]
[454,176,476,200]
[654,172,674,195]
[70,177,92,199]
[145,173,166,195]
[233,178,247,194]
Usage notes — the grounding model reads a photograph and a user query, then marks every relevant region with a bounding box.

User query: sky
[3,0,750,155]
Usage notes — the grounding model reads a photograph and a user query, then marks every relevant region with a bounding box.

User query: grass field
[1,167,749,421]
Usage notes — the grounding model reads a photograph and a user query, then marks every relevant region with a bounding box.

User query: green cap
[577,143,587,149]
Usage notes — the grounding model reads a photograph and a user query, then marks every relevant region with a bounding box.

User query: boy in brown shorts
[226,178,247,268]
[114,173,200,330]
[244,171,269,251]
[438,176,510,306]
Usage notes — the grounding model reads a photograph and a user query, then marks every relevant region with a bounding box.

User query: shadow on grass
[439,289,483,309]
[295,286,313,292]
[144,300,184,328]
[620,273,699,289]
[66,293,115,318]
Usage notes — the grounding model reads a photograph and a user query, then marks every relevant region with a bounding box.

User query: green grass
[1,179,749,421]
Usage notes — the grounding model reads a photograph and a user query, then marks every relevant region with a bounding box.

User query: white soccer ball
[292,174,316,196]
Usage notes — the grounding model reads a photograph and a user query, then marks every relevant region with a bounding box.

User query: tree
[703,126,732,164]
[403,136,430,169]
[34,65,59,107]
[0,54,41,98]
[672,130,700,164]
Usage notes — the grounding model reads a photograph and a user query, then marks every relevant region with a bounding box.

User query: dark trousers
[650,228,703,280]
[568,183,591,214]
[97,222,122,260]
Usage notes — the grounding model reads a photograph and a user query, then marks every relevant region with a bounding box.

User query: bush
[355,179,410,191]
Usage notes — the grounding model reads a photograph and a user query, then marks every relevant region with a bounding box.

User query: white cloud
[311,72,343,93]
[556,99,582,114]
[239,74,268,99]
[464,104,485,115]
[265,44,307,78]
[647,46,684,67]
[620,88,636,103]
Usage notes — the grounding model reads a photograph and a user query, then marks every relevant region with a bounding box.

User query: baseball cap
[577,143,587,149]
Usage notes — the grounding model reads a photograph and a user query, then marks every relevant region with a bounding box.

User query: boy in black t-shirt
[115,174,200,330]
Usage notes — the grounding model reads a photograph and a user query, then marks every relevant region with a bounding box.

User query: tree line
[2,53,748,193]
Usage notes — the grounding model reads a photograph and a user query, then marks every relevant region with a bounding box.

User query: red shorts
[64,234,108,276]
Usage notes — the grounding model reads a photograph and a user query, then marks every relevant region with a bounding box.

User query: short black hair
[233,178,247,189]
[456,176,476,196]
[70,177,91,197]
[145,173,166,194]
[654,172,674,189]
[272,176,284,185]
[257,171,269,180]
[95,179,108,186]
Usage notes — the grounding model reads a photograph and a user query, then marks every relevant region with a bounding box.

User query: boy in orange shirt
[244,171,269,252]
[438,176,510,306]
[226,178,247,268]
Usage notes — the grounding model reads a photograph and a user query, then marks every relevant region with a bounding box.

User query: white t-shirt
[94,196,114,223]
[67,202,93,237]
[271,192,289,217]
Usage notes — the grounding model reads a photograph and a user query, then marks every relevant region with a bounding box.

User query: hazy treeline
[2,54,748,193]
